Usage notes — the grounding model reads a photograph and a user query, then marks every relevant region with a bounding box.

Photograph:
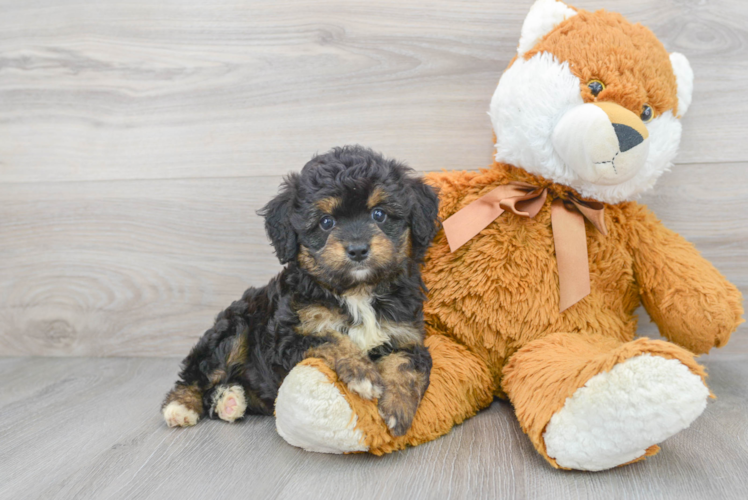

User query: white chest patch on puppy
[342,287,389,352]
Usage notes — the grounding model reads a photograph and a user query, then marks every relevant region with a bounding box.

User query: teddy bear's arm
[629,206,744,355]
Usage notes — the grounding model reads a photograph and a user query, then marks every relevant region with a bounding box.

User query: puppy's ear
[258,173,300,264]
[407,177,440,261]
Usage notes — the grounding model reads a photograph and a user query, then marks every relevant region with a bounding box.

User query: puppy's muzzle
[552,102,650,186]
[346,243,370,262]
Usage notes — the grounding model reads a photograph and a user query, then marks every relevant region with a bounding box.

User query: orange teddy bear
[274,0,743,470]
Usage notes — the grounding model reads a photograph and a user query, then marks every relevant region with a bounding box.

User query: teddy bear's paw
[275,363,369,454]
[163,401,200,428]
[211,385,247,423]
[335,357,384,401]
[543,354,709,471]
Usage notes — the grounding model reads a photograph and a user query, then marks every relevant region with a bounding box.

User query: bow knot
[442,181,607,312]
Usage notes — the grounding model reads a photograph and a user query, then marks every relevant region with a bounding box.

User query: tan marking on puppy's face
[296,305,347,335]
[367,231,395,268]
[316,197,342,214]
[397,227,412,261]
[298,184,416,288]
[298,246,321,275]
[367,187,388,209]
[318,233,350,274]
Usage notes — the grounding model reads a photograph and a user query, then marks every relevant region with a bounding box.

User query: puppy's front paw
[163,401,200,428]
[336,357,384,400]
[377,389,419,437]
[212,385,248,423]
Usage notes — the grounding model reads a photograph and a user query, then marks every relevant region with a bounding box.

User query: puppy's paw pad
[224,397,238,414]
[163,401,199,428]
[347,378,383,400]
[213,385,247,423]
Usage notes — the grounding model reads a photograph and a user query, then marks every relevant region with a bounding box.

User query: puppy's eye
[319,215,335,231]
[640,104,653,123]
[371,208,387,223]
[587,80,605,97]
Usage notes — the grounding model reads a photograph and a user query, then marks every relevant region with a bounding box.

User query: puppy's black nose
[346,243,370,262]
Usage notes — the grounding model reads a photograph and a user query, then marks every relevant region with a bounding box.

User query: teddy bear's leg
[275,333,495,454]
[502,332,710,471]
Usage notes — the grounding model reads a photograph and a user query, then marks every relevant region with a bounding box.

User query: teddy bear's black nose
[613,123,644,152]
[346,243,370,262]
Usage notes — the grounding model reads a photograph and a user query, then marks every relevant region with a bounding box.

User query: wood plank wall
[1,0,746,357]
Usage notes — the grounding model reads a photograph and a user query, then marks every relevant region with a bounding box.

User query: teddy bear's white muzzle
[552,102,649,186]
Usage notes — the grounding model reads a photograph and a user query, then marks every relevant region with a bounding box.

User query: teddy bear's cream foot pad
[276,364,368,454]
[212,385,247,423]
[163,401,200,428]
[543,354,710,471]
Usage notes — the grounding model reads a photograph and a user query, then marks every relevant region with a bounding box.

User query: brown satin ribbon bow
[442,181,608,312]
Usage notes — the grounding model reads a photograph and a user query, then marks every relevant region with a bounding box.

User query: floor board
[0,356,746,500]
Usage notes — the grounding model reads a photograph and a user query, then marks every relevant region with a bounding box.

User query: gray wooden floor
[1,355,746,500]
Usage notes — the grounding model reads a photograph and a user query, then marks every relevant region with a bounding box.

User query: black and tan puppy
[162,145,439,436]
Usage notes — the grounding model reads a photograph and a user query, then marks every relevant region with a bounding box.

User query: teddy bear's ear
[670,52,694,118]
[517,0,577,57]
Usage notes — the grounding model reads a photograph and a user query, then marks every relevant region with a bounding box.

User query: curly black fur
[162,145,439,429]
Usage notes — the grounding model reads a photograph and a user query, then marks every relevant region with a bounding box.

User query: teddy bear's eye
[640,104,653,123]
[319,215,335,231]
[587,80,605,97]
